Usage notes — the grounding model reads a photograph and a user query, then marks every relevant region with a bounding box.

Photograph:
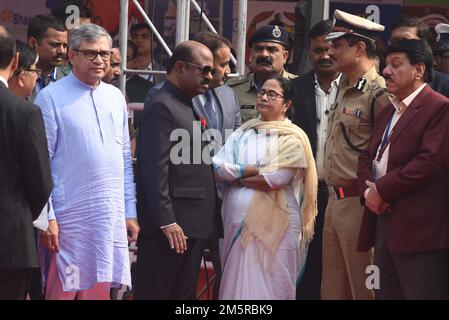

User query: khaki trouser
[321,196,374,300]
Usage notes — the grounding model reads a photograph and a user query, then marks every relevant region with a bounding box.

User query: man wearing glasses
[0,26,52,301]
[34,24,138,300]
[134,41,222,299]
[8,40,42,99]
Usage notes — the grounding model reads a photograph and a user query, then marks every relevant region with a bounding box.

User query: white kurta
[213,127,306,300]
[34,73,135,291]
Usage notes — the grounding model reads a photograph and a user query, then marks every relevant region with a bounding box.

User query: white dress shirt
[315,73,341,179]
[372,83,427,179]
[137,63,154,82]
[0,75,9,87]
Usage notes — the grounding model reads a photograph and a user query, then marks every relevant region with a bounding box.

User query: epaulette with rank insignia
[368,79,391,126]
[369,80,388,99]
[281,69,298,80]
[355,78,367,91]
[226,74,251,87]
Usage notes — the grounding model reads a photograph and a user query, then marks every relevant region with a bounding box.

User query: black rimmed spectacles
[25,68,42,77]
[256,89,284,101]
[14,67,42,78]
[74,49,113,61]
[182,61,215,76]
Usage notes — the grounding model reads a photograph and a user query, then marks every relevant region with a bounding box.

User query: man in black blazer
[134,41,222,299]
[0,27,52,300]
[291,20,341,299]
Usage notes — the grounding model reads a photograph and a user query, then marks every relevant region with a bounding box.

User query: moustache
[256,57,272,65]
[53,54,66,60]
[200,79,210,85]
[318,59,334,66]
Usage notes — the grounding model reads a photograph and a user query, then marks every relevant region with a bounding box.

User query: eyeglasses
[182,61,215,76]
[17,68,42,77]
[256,89,284,101]
[26,68,42,77]
[74,49,113,61]
[13,68,42,78]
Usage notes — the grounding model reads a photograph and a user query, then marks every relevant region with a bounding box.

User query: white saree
[213,126,308,300]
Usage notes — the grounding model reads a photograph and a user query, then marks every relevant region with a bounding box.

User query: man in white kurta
[35,24,138,300]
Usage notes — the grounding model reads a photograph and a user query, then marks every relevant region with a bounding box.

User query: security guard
[227,24,296,122]
[434,23,449,76]
[321,10,391,300]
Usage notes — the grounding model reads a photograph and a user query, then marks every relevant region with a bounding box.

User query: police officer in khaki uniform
[321,10,391,300]
[227,24,296,122]
[434,23,449,76]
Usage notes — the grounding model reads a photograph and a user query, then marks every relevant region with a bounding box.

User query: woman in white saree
[213,76,318,300]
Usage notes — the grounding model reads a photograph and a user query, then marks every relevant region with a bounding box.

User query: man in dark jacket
[291,19,341,300]
[0,26,52,300]
[134,41,222,299]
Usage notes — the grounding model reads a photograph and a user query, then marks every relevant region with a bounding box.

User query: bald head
[166,40,214,97]
[167,40,212,73]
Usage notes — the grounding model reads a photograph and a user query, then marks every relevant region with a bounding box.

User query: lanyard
[376,112,395,161]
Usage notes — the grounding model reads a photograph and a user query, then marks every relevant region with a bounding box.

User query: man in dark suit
[0,27,53,300]
[357,39,449,299]
[134,41,222,299]
[25,14,67,300]
[291,20,341,300]
[389,16,449,98]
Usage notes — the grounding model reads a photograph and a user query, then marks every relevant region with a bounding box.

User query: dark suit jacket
[136,81,222,239]
[431,70,449,98]
[357,84,449,254]
[0,82,53,269]
[291,70,319,156]
[192,84,241,139]
[126,75,154,104]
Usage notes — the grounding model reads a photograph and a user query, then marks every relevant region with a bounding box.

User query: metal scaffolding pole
[218,0,223,35]
[118,0,248,95]
[190,0,237,67]
[190,0,218,33]
[119,0,173,95]
[119,0,129,95]
[176,0,190,44]
[186,1,191,40]
[133,0,172,57]
[236,0,247,76]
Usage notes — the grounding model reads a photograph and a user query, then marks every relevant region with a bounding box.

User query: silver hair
[69,24,112,50]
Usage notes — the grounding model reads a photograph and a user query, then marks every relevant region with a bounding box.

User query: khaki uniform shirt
[324,66,391,188]
[227,69,297,123]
